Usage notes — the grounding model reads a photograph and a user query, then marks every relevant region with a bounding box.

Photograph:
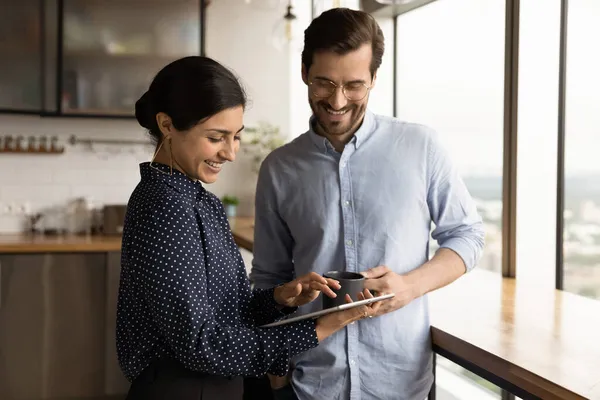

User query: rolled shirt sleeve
[426,130,486,271]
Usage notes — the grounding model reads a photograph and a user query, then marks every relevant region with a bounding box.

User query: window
[436,355,501,400]
[368,16,394,116]
[515,0,561,289]
[563,0,600,300]
[395,0,505,396]
[395,0,504,274]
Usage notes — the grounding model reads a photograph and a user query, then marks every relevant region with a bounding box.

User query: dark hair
[135,56,247,143]
[302,8,384,77]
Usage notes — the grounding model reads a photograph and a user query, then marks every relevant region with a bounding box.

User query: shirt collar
[139,162,204,200]
[308,109,375,154]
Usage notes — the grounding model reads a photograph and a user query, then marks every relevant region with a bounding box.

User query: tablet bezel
[259,293,395,328]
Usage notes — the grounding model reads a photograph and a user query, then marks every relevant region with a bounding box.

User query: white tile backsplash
[0,115,152,233]
[0,114,260,233]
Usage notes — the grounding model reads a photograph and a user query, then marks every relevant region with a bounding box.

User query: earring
[168,137,173,175]
[149,137,173,175]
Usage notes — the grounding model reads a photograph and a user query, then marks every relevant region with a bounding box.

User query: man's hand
[361,249,468,317]
[273,272,341,308]
[360,266,419,316]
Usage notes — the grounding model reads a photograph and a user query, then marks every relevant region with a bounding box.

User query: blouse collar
[140,162,204,200]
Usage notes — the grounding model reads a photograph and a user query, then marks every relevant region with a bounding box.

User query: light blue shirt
[250,110,485,400]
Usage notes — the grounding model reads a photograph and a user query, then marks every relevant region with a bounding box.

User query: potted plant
[242,121,285,174]
[222,195,240,218]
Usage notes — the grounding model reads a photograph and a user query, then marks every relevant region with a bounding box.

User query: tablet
[260,293,395,328]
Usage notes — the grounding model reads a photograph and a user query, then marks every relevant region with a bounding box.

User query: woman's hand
[315,289,383,342]
[273,272,341,308]
[267,289,381,390]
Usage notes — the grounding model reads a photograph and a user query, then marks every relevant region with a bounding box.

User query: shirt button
[346,240,353,246]
[344,200,350,206]
[350,359,356,365]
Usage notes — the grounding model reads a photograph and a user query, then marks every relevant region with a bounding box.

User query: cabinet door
[0,254,48,399]
[104,251,130,396]
[41,253,108,399]
[60,0,202,117]
[0,253,114,400]
[0,0,43,112]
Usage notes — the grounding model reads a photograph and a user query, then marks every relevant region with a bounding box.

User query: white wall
[289,0,314,136]
[0,0,300,233]
[204,0,312,215]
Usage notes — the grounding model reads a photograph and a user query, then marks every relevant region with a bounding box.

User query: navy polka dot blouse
[116,162,319,382]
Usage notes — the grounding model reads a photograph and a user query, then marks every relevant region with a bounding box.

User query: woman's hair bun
[134,56,247,144]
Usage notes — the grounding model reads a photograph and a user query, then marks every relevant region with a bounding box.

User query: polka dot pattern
[116,162,318,382]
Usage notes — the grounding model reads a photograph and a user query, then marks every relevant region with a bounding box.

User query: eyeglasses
[308,79,372,101]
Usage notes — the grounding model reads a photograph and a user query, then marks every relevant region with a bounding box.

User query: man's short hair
[302,8,385,78]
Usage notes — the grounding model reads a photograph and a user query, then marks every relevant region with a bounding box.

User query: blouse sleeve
[129,198,318,377]
[245,287,298,327]
[225,219,298,327]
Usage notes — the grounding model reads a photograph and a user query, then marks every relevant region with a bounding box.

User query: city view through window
[394,1,505,398]
[393,0,600,301]
[390,0,600,397]
[563,0,600,300]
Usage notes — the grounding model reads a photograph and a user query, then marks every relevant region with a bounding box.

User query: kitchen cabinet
[60,0,203,116]
[0,252,129,400]
[0,0,205,118]
[104,251,129,397]
[0,0,44,112]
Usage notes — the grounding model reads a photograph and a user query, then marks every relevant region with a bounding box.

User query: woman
[116,56,380,400]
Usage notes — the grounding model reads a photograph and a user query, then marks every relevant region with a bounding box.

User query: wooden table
[230,216,600,400]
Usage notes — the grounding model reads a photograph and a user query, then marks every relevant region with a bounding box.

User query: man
[250,8,485,400]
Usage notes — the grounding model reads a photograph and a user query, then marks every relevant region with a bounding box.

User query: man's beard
[310,98,365,137]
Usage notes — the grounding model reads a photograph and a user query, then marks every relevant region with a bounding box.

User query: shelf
[0,148,65,154]
[68,134,153,146]
[63,50,193,62]
[61,108,133,117]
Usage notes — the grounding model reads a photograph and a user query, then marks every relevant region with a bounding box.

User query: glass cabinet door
[60,0,201,116]
[0,0,43,112]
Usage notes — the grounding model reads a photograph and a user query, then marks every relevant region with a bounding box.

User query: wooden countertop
[229,216,255,251]
[230,217,600,400]
[0,233,122,253]
[0,216,255,254]
[429,269,600,400]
